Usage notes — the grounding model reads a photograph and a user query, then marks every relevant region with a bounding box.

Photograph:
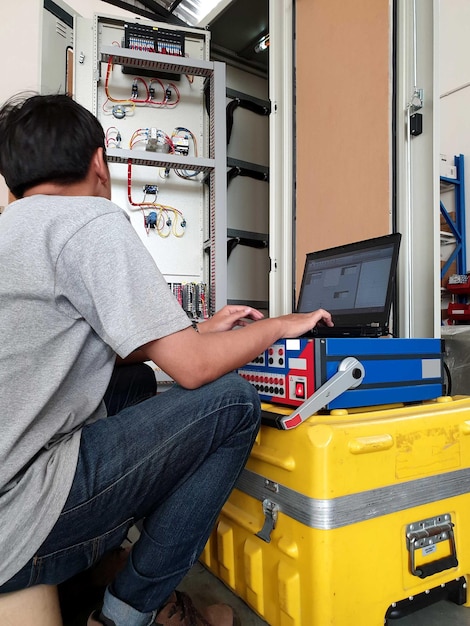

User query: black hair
[0,93,106,198]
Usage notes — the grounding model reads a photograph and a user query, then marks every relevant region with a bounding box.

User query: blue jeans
[0,371,261,626]
[102,362,158,416]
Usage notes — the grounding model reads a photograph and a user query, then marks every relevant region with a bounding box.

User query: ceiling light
[172,0,230,27]
[254,34,269,54]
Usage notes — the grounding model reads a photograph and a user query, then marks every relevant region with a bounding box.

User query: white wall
[0,1,42,206]
[440,0,470,271]
[0,2,42,94]
[0,0,137,206]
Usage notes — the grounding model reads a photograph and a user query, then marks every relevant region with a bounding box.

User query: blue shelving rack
[440,154,466,278]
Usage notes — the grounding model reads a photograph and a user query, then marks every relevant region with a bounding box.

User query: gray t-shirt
[0,195,191,585]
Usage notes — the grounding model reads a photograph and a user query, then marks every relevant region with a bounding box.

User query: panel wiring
[107,128,188,238]
[102,55,181,118]
[170,127,199,180]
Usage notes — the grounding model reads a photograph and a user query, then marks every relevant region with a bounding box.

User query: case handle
[407,518,458,579]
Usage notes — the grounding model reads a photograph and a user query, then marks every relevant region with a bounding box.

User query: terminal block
[173,136,190,156]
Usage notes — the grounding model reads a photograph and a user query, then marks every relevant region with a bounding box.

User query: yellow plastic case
[201,397,470,626]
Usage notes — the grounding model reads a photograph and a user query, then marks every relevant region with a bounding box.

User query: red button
[295,382,305,398]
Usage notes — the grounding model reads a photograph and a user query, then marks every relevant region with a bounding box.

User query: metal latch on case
[256,499,279,543]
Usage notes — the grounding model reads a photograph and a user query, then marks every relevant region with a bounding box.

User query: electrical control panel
[74,13,227,314]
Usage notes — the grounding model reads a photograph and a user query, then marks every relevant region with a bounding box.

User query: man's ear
[92,147,109,183]
[91,147,111,198]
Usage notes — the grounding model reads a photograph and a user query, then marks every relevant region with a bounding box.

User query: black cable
[227,166,269,186]
[443,360,452,396]
[227,167,240,186]
[227,237,268,260]
[226,98,270,144]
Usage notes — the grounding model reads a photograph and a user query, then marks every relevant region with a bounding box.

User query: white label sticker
[286,339,301,351]
[288,358,307,370]
[421,358,441,379]
[422,544,437,557]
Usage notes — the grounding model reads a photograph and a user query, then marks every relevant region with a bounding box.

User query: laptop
[297,233,401,338]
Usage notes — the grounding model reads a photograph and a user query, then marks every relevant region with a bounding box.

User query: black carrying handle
[414,555,458,579]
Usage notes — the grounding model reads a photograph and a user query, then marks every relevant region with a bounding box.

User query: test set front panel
[238,338,315,407]
[238,337,445,411]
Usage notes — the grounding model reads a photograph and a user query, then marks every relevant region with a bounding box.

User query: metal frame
[395,0,440,338]
[268,0,294,317]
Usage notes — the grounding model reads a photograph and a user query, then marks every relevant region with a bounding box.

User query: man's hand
[275,308,334,338]
[198,305,264,333]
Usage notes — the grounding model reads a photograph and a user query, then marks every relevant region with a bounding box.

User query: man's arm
[117,306,262,365]
[140,309,332,389]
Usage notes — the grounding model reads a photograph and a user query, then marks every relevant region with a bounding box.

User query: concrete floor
[181,564,470,626]
[63,560,470,625]
[178,562,269,626]
[398,600,470,626]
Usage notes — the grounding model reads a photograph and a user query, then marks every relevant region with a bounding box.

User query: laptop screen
[296,233,401,329]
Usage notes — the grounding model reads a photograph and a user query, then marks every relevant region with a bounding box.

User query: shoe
[87,590,240,626]
[154,591,239,626]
